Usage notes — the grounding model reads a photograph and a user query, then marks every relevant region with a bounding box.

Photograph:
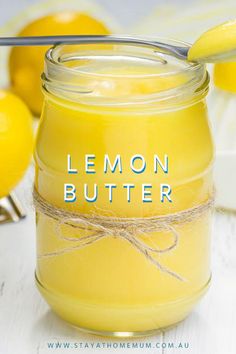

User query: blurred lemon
[0,90,33,198]
[9,12,110,116]
[214,63,236,93]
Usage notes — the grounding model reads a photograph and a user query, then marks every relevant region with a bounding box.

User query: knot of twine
[33,188,214,282]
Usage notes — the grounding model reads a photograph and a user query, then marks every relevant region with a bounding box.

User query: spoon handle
[0,35,189,59]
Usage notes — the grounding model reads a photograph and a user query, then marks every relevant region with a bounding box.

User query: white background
[0,0,160,27]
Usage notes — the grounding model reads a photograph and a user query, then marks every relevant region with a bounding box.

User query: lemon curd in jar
[34,40,214,336]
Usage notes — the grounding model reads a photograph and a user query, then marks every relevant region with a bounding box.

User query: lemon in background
[9,12,110,116]
[0,90,33,198]
[214,63,236,93]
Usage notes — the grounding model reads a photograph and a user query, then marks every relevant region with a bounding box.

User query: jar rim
[42,36,208,110]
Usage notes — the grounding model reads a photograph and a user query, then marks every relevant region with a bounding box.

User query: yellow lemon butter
[34,41,214,336]
[188,19,236,92]
[9,12,110,116]
[188,20,236,62]
[0,90,33,198]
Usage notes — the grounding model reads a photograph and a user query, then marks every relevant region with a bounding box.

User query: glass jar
[34,38,214,337]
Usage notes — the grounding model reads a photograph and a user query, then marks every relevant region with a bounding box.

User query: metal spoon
[0,35,189,60]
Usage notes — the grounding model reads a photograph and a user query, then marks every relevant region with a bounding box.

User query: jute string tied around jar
[33,188,214,282]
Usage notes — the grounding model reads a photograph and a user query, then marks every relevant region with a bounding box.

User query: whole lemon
[214,62,236,93]
[0,90,33,198]
[9,12,110,116]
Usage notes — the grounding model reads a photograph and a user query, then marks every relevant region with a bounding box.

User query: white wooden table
[0,166,236,354]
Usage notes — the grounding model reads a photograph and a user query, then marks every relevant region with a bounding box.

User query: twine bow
[33,188,214,282]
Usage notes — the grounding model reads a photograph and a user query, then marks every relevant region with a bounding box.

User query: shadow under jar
[34,38,214,337]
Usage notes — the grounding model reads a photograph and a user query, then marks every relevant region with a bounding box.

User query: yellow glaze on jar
[34,40,214,336]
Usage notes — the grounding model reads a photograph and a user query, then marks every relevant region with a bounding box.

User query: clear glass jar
[34,38,214,337]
